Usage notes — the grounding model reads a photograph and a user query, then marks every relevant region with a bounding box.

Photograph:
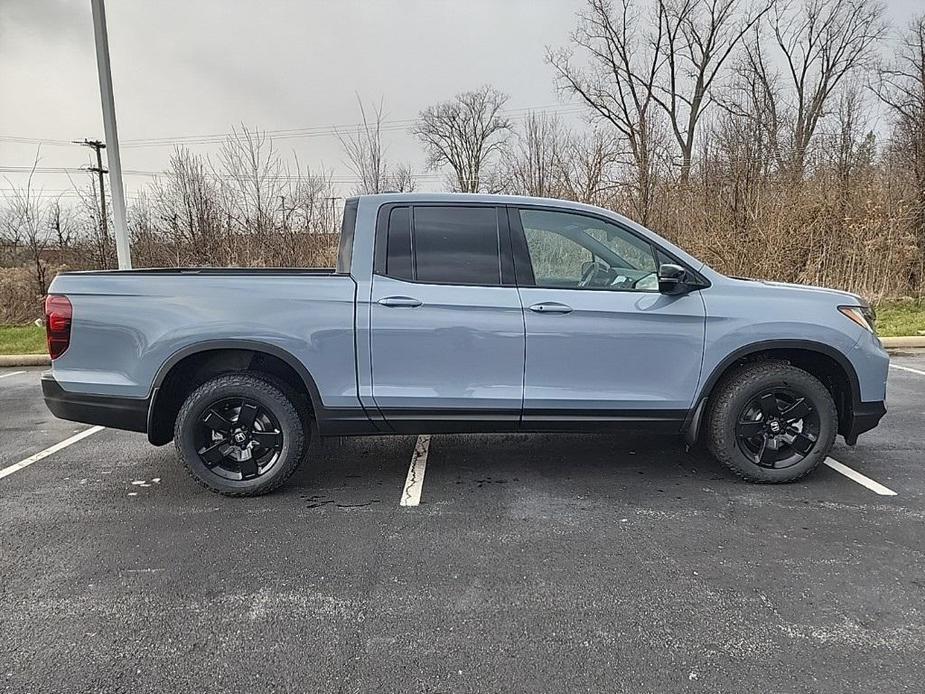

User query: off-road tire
[707,360,837,483]
[174,373,307,496]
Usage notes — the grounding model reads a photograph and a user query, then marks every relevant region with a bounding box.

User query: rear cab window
[336,198,358,274]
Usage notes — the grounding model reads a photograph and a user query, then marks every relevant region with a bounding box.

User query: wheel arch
[684,339,861,446]
[146,340,322,445]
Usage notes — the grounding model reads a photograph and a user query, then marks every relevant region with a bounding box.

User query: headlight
[838,305,876,333]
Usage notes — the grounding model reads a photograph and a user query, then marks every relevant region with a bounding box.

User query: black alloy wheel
[174,373,307,496]
[735,388,820,468]
[195,397,283,480]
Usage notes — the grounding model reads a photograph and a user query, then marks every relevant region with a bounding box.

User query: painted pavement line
[890,363,925,377]
[400,435,431,507]
[0,426,105,481]
[823,457,897,496]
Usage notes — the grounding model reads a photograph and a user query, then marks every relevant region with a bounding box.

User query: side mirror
[658,263,689,295]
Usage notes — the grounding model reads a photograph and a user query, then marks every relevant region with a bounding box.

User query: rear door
[510,206,706,428]
[369,204,525,431]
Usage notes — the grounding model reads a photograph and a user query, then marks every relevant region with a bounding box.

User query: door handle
[528,302,573,314]
[378,296,422,308]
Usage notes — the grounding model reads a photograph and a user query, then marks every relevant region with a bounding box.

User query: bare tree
[653,0,772,185]
[549,0,665,220]
[0,195,23,266]
[215,125,286,244]
[72,168,115,268]
[825,85,876,199]
[707,89,777,231]
[725,28,786,168]
[412,85,512,192]
[128,190,178,268]
[560,129,622,204]
[339,96,416,194]
[876,14,925,284]
[288,165,337,231]
[2,155,51,296]
[384,164,417,193]
[339,96,389,195]
[152,147,224,265]
[47,198,75,251]
[505,114,620,205]
[757,0,887,180]
[506,112,569,198]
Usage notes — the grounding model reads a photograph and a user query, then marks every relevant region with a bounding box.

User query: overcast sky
[1,0,922,199]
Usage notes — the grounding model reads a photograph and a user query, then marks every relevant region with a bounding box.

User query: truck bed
[47,270,360,412]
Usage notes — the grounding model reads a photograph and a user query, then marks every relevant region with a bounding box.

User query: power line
[0,104,586,149]
[0,165,157,176]
[120,105,584,147]
[0,136,75,147]
[0,165,448,182]
[0,190,145,199]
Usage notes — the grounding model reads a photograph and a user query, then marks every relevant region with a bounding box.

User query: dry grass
[633,177,923,302]
[0,265,55,324]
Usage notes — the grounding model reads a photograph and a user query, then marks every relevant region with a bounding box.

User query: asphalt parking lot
[1,356,924,693]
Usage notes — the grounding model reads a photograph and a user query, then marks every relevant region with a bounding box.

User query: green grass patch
[0,325,46,355]
[874,299,925,338]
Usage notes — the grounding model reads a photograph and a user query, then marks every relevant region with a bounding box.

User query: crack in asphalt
[301,494,382,510]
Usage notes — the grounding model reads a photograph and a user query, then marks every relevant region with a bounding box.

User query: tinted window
[413,207,501,285]
[519,209,657,291]
[335,198,358,273]
[386,207,412,281]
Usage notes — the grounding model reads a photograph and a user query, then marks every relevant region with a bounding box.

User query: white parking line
[0,426,104,481]
[400,434,431,507]
[823,457,897,496]
[0,371,26,380]
[890,363,925,377]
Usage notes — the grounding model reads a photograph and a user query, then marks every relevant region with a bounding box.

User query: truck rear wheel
[706,361,837,483]
[174,373,307,496]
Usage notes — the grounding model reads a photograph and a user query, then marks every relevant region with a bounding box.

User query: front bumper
[42,374,148,433]
[843,400,886,445]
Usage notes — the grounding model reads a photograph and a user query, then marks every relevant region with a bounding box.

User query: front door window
[520,209,659,292]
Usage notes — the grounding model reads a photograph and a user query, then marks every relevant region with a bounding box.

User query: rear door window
[385,206,413,281]
[412,206,501,285]
[379,205,503,286]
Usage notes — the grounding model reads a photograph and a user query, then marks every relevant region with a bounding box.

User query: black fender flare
[683,339,862,446]
[146,339,324,441]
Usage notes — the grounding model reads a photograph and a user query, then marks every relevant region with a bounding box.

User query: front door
[369,204,525,432]
[510,207,706,427]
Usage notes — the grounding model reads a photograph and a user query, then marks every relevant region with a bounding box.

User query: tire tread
[174,372,307,497]
[706,360,837,484]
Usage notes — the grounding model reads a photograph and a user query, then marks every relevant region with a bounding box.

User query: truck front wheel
[706,361,837,483]
[174,373,307,496]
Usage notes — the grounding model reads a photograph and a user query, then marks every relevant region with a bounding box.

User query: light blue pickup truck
[42,193,888,496]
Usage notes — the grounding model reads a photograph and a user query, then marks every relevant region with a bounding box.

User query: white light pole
[90,0,132,269]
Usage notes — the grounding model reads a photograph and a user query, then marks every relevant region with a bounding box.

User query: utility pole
[90,0,131,268]
[75,139,109,247]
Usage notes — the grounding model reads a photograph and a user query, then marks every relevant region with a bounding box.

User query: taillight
[44,294,72,360]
